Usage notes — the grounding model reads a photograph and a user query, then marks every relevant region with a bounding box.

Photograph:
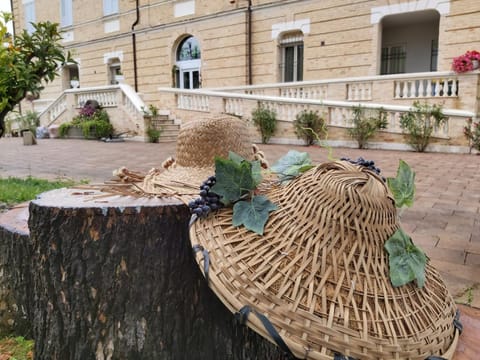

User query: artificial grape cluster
[341,157,384,180]
[188,176,224,218]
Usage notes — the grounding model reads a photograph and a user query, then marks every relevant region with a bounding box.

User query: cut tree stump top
[0,203,30,235]
[32,187,182,209]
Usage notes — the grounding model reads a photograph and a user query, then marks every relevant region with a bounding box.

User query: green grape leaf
[271,150,313,182]
[228,151,245,165]
[384,228,427,288]
[228,151,262,186]
[232,195,278,235]
[212,157,256,204]
[387,160,416,208]
[251,160,263,187]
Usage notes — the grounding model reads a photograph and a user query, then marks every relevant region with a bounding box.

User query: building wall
[10,0,480,107]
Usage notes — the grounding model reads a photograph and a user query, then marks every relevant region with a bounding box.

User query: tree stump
[28,188,290,360]
[0,204,33,337]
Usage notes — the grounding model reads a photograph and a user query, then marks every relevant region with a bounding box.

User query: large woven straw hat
[189,161,459,359]
[139,114,255,198]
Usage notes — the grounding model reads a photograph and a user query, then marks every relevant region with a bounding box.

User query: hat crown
[276,160,398,247]
[175,115,252,168]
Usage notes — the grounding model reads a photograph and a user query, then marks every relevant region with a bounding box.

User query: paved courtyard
[1,137,479,307]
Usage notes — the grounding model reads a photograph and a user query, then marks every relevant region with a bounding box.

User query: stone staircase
[148,114,180,142]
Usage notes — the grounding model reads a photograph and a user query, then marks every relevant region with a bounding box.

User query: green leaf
[250,160,263,187]
[228,151,245,165]
[232,195,278,235]
[271,150,313,182]
[384,228,427,288]
[387,160,416,208]
[228,151,262,186]
[212,157,256,204]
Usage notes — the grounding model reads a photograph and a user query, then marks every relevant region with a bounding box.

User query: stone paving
[1,137,479,307]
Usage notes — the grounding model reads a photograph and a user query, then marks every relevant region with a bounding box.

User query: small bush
[348,106,388,149]
[251,106,277,144]
[464,117,480,153]
[293,110,327,146]
[60,105,113,139]
[146,127,162,143]
[59,122,72,137]
[399,101,446,152]
[81,119,114,138]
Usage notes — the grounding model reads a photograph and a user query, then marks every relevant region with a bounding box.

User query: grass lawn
[0,177,74,206]
[0,337,33,360]
[0,177,76,358]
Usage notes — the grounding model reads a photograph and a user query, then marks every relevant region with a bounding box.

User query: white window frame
[61,0,73,27]
[103,0,119,16]
[23,0,36,34]
[280,33,304,83]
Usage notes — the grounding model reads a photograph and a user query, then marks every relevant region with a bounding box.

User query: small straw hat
[139,114,260,199]
[189,161,460,359]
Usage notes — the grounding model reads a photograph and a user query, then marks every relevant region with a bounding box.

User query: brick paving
[1,137,479,306]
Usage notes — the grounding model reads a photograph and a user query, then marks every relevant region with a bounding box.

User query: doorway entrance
[175,36,201,89]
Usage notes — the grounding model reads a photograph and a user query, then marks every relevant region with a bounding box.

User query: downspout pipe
[247,0,252,85]
[131,0,140,92]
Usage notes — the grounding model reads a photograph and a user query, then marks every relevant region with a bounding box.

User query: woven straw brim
[189,161,458,359]
[137,166,214,202]
[137,113,256,202]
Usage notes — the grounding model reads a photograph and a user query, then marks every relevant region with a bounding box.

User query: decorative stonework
[104,19,120,33]
[371,0,450,24]
[271,19,310,40]
[174,0,195,18]
[103,51,124,64]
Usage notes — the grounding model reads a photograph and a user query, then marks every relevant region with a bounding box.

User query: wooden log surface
[28,188,290,360]
[0,204,33,337]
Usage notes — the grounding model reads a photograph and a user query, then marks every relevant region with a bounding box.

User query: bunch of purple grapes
[341,157,384,180]
[188,175,224,218]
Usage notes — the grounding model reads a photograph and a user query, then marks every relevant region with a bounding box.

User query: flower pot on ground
[59,103,114,139]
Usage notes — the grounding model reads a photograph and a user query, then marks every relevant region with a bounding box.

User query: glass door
[180,68,200,89]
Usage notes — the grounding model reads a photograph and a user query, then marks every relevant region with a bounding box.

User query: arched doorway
[380,10,440,74]
[175,36,201,89]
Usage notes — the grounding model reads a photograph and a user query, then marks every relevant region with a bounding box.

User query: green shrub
[399,101,446,152]
[293,110,327,145]
[464,117,480,153]
[59,122,72,137]
[348,106,388,149]
[251,105,277,144]
[81,119,114,138]
[60,107,113,139]
[146,127,162,143]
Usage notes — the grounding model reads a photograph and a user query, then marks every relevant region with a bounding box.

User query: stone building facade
[11,0,479,104]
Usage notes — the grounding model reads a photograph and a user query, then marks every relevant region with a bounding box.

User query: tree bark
[28,188,290,360]
[0,205,33,337]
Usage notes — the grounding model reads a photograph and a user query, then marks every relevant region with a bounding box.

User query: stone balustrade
[37,84,148,140]
[158,87,474,151]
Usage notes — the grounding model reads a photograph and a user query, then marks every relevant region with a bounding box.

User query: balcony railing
[158,86,475,151]
[212,71,477,106]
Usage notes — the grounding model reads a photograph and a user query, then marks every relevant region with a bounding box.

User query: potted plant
[70,76,80,88]
[452,50,480,73]
[60,103,114,139]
